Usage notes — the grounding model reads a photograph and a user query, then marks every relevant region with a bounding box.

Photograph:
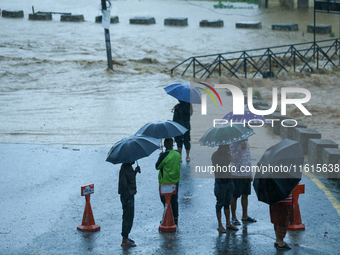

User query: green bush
[253,90,262,100]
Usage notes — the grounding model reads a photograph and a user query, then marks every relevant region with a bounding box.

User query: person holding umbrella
[155,138,181,225]
[164,82,200,163]
[253,139,304,250]
[172,100,193,162]
[211,145,238,232]
[118,162,140,247]
[106,135,161,247]
[199,123,255,232]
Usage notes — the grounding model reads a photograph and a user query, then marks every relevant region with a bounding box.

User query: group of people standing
[117,99,293,250]
[212,140,293,250]
[212,139,257,234]
[118,138,181,247]
[118,100,189,247]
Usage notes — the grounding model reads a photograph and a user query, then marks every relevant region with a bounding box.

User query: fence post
[101,0,113,71]
[336,39,339,66]
[193,58,196,78]
[317,45,319,69]
[219,55,221,76]
[243,59,247,78]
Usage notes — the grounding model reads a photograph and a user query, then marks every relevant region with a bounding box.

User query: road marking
[304,171,340,217]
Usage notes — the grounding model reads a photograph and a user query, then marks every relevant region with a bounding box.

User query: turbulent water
[1,0,339,145]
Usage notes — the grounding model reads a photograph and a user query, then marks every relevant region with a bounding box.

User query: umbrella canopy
[164,82,201,104]
[106,135,161,164]
[199,124,254,147]
[253,139,304,205]
[223,110,271,125]
[257,139,304,170]
[135,120,188,139]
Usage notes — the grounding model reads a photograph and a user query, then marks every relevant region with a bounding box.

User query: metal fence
[170,38,340,78]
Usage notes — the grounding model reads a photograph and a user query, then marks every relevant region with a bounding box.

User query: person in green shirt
[155,138,181,225]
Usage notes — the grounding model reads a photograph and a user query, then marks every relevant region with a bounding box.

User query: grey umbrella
[106,135,161,164]
[135,120,188,139]
[253,139,304,205]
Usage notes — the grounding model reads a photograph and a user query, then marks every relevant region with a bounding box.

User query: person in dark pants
[230,140,257,225]
[172,100,193,162]
[118,162,141,247]
[155,138,181,225]
[211,145,238,233]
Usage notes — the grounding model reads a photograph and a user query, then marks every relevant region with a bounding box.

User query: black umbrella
[135,120,187,139]
[253,139,304,205]
[106,135,161,164]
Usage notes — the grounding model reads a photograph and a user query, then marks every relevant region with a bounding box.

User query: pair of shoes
[121,240,136,247]
[217,227,226,233]
[226,225,239,231]
[241,216,257,222]
[276,243,291,250]
[186,157,190,162]
[231,219,241,225]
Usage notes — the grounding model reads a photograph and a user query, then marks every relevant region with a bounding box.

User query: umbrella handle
[136,160,139,166]
[159,139,164,152]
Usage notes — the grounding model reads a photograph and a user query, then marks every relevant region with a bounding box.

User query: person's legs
[160,195,166,206]
[185,150,190,162]
[175,135,183,152]
[171,185,179,225]
[121,196,135,245]
[274,225,291,248]
[270,204,291,249]
[240,178,256,222]
[275,228,284,245]
[241,195,248,219]
[225,181,238,230]
[224,208,231,226]
[160,187,178,225]
[177,147,182,157]
[183,131,191,161]
[231,197,238,221]
[215,183,226,232]
[216,211,225,232]
[230,177,240,221]
[231,179,241,223]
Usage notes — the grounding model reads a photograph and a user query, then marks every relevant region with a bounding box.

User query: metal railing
[170,38,340,78]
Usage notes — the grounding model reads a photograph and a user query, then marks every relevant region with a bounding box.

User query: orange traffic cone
[288,184,305,231]
[159,184,177,232]
[77,184,100,232]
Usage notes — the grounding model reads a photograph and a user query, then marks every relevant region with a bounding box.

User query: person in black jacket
[118,162,141,247]
[172,100,193,162]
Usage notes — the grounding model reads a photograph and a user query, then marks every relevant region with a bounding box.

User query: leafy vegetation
[253,90,262,100]
[213,0,259,9]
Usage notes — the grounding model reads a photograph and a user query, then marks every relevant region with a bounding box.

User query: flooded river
[1,0,339,145]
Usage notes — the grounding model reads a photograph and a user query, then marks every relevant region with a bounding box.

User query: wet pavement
[1,142,340,255]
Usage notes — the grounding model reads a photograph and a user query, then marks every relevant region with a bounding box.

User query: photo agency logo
[195,82,312,127]
[196,82,223,113]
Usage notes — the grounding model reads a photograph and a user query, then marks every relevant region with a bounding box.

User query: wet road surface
[1,142,340,254]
